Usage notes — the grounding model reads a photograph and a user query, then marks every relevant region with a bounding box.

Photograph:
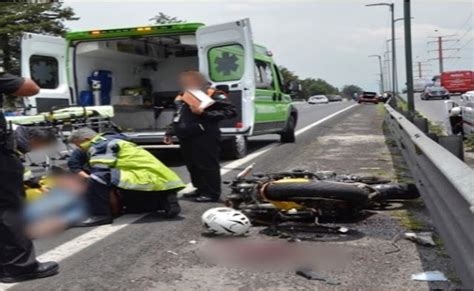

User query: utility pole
[414,61,432,79]
[404,0,415,115]
[428,33,459,74]
[438,36,444,73]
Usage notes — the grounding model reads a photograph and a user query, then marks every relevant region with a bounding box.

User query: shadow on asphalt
[129,213,187,224]
[149,139,276,166]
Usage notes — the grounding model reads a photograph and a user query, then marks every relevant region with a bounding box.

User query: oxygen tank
[92,80,101,106]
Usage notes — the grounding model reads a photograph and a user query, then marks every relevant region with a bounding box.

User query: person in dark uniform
[0,71,59,283]
[67,148,91,179]
[164,71,237,202]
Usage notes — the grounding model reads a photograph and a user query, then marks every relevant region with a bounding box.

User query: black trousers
[85,179,112,216]
[179,131,221,199]
[85,179,179,215]
[0,150,37,275]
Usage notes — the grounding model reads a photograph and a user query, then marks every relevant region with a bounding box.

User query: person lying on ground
[24,172,87,238]
[68,127,185,227]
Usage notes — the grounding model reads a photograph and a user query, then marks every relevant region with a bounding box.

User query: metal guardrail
[385,102,474,287]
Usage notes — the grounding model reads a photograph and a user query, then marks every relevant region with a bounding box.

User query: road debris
[411,271,449,282]
[166,250,178,256]
[295,267,340,285]
[189,240,197,244]
[403,232,436,246]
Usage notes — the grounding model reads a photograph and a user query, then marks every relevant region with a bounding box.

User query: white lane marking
[0,103,358,290]
[0,215,146,290]
[295,103,357,136]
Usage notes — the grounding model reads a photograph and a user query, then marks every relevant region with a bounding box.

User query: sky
[62,0,474,92]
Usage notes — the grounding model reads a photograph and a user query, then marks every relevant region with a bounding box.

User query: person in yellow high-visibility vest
[68,128,185,227]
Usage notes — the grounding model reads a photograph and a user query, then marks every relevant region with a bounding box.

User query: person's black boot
[182,191,200,198]
[0,262,59,283]
[75,216,113,227]
[195,195,219,203]
[163,192,181,218]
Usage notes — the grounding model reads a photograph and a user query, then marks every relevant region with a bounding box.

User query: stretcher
[5,106,115,127]
[8,106,120,188]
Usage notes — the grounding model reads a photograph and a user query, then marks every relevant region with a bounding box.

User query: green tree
[0,3,77,74]
[278,66,299,84]
[150,12,184,24]
[341,84,363,99]
[300,78,339,98]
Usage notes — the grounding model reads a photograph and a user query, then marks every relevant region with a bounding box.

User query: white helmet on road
[201,207,251,236]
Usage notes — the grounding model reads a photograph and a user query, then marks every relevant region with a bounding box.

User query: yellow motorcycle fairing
[265,178,311,210]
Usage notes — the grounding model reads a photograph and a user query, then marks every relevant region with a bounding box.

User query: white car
[308,95,329,104]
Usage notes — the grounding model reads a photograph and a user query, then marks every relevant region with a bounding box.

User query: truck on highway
[19,19,298,159]
[413,79,432,93]
[438,71,474,94]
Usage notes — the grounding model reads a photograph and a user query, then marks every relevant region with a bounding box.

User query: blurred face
[29,138,55,151]
[178,73,206,90]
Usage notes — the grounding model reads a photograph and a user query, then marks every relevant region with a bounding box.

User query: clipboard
[182,89,215,109]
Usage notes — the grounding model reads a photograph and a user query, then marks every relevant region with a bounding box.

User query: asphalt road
[2,100,366,290]
[3,100,460,290]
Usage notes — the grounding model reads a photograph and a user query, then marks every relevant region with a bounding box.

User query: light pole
[369,55,384,93]
[385,38,400,94]
[383,50,392,92]
[366,2,396,96]
[392,17,414,94]
[404,0,415,115]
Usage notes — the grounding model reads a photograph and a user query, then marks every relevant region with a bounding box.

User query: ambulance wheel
[280,116,296,143]
[221,135,247,160]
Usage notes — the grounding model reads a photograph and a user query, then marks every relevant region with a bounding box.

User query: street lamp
[391,18,412,94]
[366,2,396,96]
[385,38,400,93]
[369,55,384,93]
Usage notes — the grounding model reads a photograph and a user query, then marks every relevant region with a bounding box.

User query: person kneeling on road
[68,128,185,227]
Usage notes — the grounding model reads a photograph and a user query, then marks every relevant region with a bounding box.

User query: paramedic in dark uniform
[0,70,59,283]
[164,71,237,202]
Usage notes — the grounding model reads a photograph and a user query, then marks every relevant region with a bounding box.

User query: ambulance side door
[21,33,70,114]
[196,18,256,134]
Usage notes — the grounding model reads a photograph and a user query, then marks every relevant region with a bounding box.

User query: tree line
[279,66,362,100]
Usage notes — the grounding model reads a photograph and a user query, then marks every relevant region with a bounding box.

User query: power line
[445,12,473,50]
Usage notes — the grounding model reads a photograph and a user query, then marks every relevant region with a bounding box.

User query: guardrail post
[427,132,438,142]
[438,135,465,161]
[413,117,428,133]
